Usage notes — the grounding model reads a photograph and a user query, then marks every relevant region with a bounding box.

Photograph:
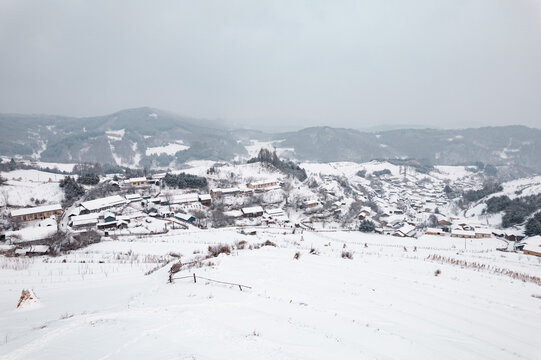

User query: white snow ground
[0,229,540,359]
[146,142,190,156]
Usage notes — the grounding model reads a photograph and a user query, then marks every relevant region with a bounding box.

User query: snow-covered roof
[125,193,142,201]
[71,213,99,221]
[224,210,243,218]
[426,227,444,233]
[80,195,126,212]
[242,206,264,214]
[26,245,50,254]
[248,180,277,186]
[11,204,62,217]
[474,228,492,235]
[198,194,212,201]
[211,187,240,194]
[452,230,476,237]
[170,193,199,204]
[71,217,98,227]
[266,208,284,216]
[175,213,194,221]
[103,211,116,219]
[523,236,541,253]
[398,224,416,235]
[128,177,147,182]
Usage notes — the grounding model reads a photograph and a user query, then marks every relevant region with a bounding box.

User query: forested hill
[1,108,540,171]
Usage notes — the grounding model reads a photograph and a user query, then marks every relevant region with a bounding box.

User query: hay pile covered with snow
[16,289,39,309]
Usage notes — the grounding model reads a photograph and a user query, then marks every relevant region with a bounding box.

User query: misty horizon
[1,1,540,130]
[1,106,541,133]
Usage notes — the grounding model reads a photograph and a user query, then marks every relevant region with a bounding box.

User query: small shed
[199,194,212,206]
[175,213,196,223]
[241,206,264,217]
[522,236,541,257]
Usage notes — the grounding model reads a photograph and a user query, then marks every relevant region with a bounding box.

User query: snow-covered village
[1,144,541,359]
[2,1,541,359]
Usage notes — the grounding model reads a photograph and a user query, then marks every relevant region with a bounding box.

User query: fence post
[193,273,196,283]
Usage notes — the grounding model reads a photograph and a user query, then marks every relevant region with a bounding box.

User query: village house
[80,195,127,214]
[521,236,541,257]
[169,193,199,205]
[125,193,143,203]
[69,213,100,230]
[15,245,50,256]
[304,200,319,209]
[438,219,452,226]
[241,206,264,217]
[247,180,278,189]
[393,224,416,237]
[210,187,240,197]
[198,194,212,206]
[425,227,445,236]
[358,208,371,220]
[175,213,196,223]
[126,177,147,186]
[264,208,289,223]
[146,173,166,185]
[474,228,492,238]
[11,204,62,223]
[492,229,524,242]
[451,230,476,239]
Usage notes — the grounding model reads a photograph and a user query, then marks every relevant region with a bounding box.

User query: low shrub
[261,240,276,247]
[208,244,231,257]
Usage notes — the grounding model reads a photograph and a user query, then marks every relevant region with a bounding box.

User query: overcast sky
[0,0,540,131]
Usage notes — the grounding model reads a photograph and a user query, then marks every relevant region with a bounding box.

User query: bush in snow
[293,252,301,260]
[235,240,248,250]
[358,220,376,233]
[247,148,307,181]
[525,212,541,236]
[463,182,502,203]
[47,230,101,254]
[163,173,208,189]
[77,173,100,185]
[427,214,438,227]
[59,176,85,207]
[208,244,231,257]
[341,251,353,260]
[486,195,511,214]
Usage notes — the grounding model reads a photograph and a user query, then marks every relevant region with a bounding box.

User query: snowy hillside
[0,229,540,359]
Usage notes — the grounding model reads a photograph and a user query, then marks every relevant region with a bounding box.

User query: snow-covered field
[0,170,66,207]
[1,229,540,359]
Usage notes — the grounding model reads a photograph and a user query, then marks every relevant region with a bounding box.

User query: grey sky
[0,0,540,131]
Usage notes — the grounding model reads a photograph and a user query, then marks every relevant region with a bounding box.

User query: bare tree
[163,191,174,212]
[1,189,10,208]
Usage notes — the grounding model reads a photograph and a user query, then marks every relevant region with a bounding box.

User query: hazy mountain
[0,107,247,167]
[276,126,541,171]
[1,108,540,172]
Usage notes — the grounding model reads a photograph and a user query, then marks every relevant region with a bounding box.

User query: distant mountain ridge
[276,126,541,171]
[1,108,540,171]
